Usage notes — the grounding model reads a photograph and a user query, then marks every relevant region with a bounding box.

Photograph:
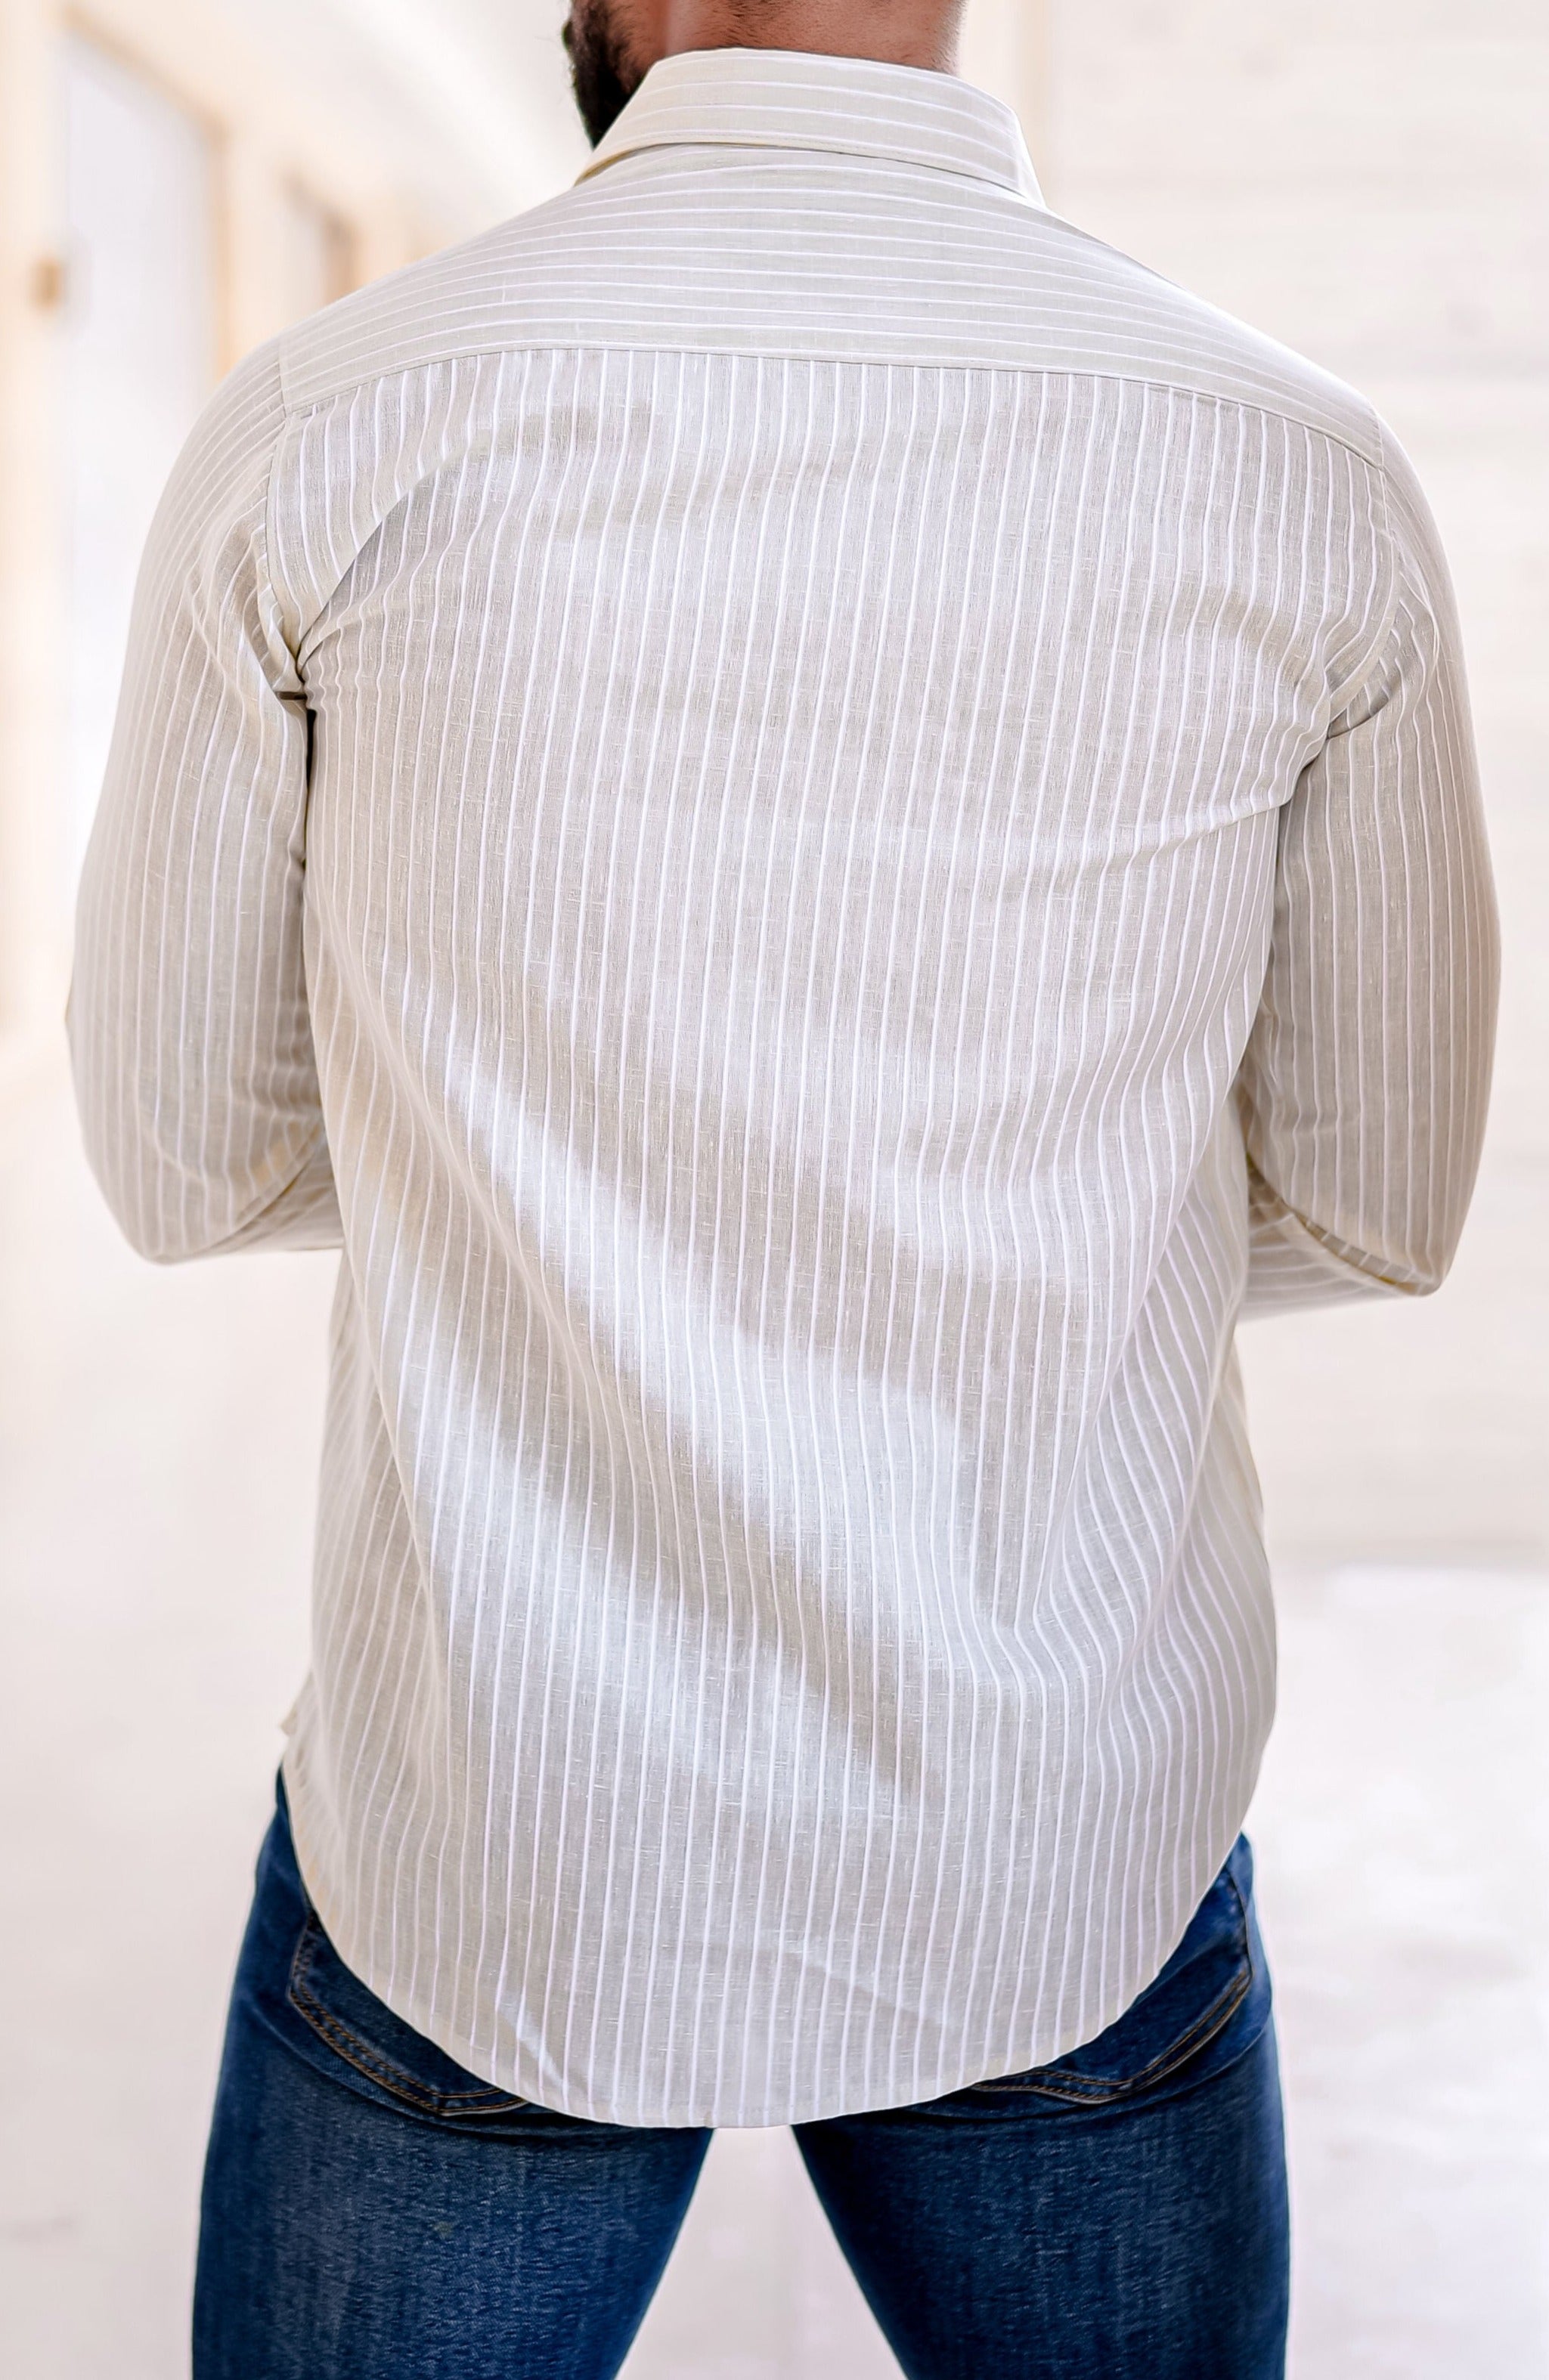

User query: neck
[638,2,964,79]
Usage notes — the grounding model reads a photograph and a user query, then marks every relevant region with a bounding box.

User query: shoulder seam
[1334,421,1404,720]
[272,337,1385,467]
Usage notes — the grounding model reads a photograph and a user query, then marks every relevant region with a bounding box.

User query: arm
[1237,425,1499,1316]
[69,344,340,1261]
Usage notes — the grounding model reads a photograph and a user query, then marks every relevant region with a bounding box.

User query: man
[70,0,1498,2372]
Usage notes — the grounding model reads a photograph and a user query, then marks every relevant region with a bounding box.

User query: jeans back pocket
[286,1910,528,2121]
[971,1836,1264,2108]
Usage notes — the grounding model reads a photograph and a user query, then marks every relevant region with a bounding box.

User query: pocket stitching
[974,1866,1254,2105]
[287,1914,527,2117]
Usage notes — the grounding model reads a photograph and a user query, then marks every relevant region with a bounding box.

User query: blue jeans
[194,1778,1288,2378]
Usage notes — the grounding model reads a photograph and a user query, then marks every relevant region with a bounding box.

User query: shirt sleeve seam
[261,339,302,676]
[1317,446,1404,730]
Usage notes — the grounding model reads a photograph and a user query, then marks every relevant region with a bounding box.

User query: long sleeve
[68,344,341,1261]
[1237,424,1501,1317]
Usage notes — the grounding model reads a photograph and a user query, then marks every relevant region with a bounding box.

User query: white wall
[60,37,217,878]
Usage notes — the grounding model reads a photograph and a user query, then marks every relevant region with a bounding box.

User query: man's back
[72,48,1496,2128]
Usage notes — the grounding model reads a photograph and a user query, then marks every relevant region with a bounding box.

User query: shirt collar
[578,46,1043,206]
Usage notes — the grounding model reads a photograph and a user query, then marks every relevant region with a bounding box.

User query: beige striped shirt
[70,48,1498,2126]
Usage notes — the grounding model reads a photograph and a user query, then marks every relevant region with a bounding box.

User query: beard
[563,0,643,147]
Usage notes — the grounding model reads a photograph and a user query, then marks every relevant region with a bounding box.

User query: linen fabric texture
[70,49,1499,2125]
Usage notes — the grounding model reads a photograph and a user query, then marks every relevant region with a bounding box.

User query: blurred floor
[2,1059,1547,2379]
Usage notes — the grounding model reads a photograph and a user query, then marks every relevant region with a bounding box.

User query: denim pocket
[285,1911,529,2120]
[287,1913,530,2122]
[235,1778,535,2128]
[967,1837,1262,2109]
